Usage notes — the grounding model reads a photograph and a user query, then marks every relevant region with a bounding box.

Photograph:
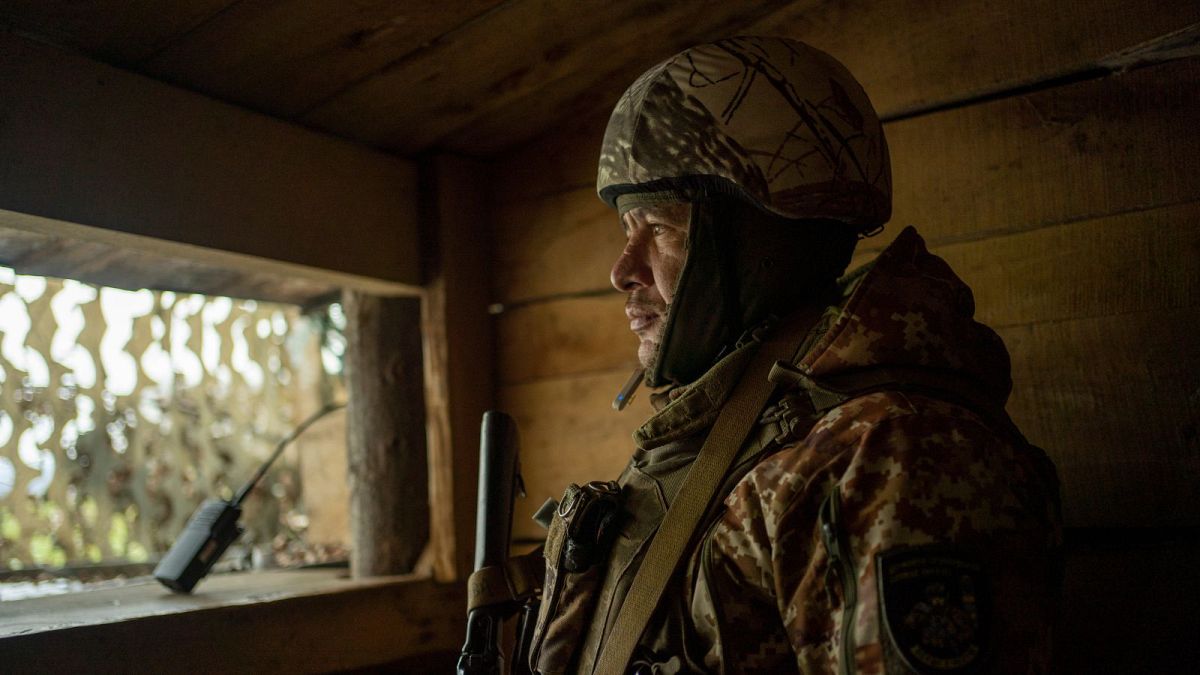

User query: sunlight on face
[610,202,691,369]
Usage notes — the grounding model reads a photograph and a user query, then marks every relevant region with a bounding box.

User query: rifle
[457,411,538,675]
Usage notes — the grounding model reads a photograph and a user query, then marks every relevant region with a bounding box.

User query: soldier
[527,36,1061,674]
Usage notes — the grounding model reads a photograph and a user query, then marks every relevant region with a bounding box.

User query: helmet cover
[597,36,891,230]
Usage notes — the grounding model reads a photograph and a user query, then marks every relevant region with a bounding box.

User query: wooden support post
[421,155,497,581]
[343,291,429,577]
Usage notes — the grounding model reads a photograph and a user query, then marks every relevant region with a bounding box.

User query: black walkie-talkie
[153,403,344,593]
[153,498,244,593]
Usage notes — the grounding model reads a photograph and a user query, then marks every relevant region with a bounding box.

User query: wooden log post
[343,291,429,577]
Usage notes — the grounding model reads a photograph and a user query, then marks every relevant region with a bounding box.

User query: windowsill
[0,568,465,672]
[1,567,369,636]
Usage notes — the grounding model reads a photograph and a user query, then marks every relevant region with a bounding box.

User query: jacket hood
[635,226,1011,450]
[798,226,1013,405]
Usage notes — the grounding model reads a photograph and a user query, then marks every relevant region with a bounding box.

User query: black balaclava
[646,192,857,388]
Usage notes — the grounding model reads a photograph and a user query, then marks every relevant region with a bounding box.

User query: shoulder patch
[876,546,989,674]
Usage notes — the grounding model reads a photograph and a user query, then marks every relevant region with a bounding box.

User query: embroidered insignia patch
[876,546,989,674]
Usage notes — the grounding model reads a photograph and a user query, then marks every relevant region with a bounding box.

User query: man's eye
[652,224,667,236]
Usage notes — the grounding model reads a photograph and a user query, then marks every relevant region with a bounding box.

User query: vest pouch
[529,481,622,674]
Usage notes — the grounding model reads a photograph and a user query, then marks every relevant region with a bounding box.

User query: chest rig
[527,306,832,675]
[523,304,1040,675]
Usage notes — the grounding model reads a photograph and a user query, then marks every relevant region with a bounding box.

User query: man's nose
[611,238,652,292]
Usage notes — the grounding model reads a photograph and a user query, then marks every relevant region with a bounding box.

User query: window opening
[0,266,348,600]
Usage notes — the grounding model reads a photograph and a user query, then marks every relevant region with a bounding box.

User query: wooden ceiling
[0,1,799,157]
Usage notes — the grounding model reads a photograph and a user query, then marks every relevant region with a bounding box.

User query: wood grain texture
[140,0,505,118]
[420,156,497,580]
[493,187,623,304]
[876,56,1200,252]
[1001,308,1200,528]
[302,0,793,153]
[488,0,1200,186]
[497,293,636,385]
[444,0,1200,154]
[344,292,429,576]
[494,199,1200,381]
[0,571,464,673]
[501,303,1200,532]
[500,370,654,541]
[492,107,611,205]
[491,58,1200,303]
[0,33,422,288]
[748,0,1200,119]
[0,215,346,305]
[3,1,1196,155]
[934,200,1200,328]
[493,202,1200,529]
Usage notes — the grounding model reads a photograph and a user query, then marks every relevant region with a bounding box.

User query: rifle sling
[593,307,820,675]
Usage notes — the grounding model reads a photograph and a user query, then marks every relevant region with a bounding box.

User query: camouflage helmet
[597,36,891,230]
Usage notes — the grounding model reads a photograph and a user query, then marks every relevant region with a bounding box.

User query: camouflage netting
[0,268,347,579]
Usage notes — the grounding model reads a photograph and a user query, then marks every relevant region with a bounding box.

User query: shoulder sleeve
[699,394,1061,674]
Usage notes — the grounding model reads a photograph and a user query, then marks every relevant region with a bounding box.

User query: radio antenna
[233,402,345,507]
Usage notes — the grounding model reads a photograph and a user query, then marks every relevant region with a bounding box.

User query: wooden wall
[0,32,421,302]
[486,2,1200,671]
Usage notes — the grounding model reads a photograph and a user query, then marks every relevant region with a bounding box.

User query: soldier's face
[611,202,692,369]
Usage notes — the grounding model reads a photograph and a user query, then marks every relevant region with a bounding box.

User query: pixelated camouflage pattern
[686,228,1061,673]
[597,36,891,229]
[544,227,1059,674]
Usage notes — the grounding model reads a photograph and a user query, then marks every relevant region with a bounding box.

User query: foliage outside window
[0,266,347,598]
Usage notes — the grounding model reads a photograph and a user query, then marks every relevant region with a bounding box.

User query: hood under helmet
[599,36,893,389]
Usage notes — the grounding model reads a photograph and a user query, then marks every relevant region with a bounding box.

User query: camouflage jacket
[534,227,1061,674]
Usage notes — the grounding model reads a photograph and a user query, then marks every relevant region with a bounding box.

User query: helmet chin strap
[612,192,856,408]
[646,196,742,389]
[613,199,725,408]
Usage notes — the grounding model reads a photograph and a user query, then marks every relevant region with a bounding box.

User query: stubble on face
[627,290,667,370]
[612,202,691,371]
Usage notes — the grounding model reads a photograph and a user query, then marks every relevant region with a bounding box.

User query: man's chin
[637,339,659,371]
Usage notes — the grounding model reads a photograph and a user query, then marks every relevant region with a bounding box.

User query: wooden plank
[491,57,1200,302]
[1001,308,1200,528]
[434,0,796,154]
[876,56,1200,252]
[491,107,610,205]
[934,200,1200,328]
[302,0,794,154]
[488,0,1200,183]
[494,199,1200,386]
[497,293,635,385]
[748,0,1200,120]
[500,370,654,541]
[344,293,428,576]
[503,304,1200,536]
[0,571,464,673]
[0,208,412,301]
[0,214,340,304]
[420,156,497,581]
[446,0,1200,155]
[139,0,505,118]
[494,187,622,304]
[0,1,234,63]
[0,33,422,289]
[495,205,1200,529]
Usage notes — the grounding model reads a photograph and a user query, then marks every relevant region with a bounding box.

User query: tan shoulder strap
[593,308,819,675]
